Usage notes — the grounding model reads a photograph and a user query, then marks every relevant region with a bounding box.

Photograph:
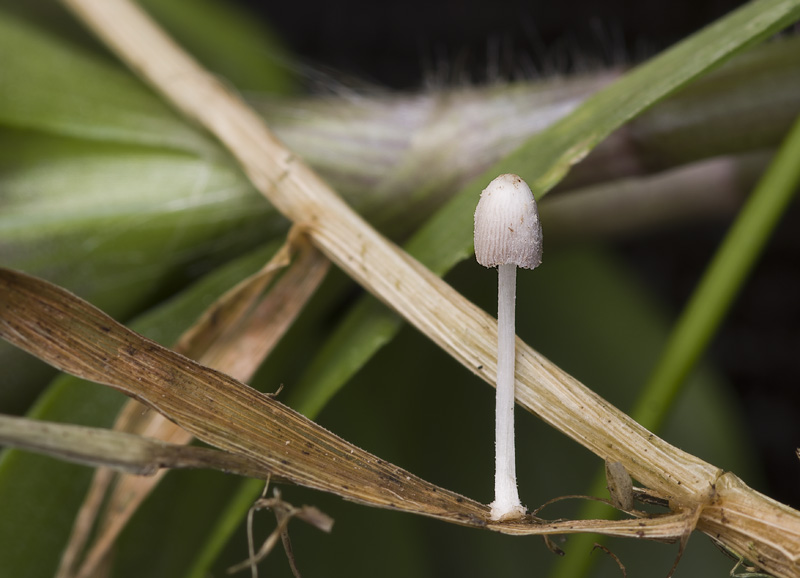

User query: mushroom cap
[474,174,543,269]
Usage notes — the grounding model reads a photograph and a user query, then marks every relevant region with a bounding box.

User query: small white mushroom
[474,173,542,521]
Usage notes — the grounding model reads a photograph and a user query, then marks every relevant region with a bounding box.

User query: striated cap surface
[474,174,543,269]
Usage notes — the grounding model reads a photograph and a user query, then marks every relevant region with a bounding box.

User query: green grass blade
[286,297,401,417]
[632,112,800,430]
[182,478,265,578]
[0,132,275,314]
[0,0,294,94]
[0,129,278,408]
[0,12,282,317]
[137,0,296,93]
[0,11,217,154]
[0,12,290,406]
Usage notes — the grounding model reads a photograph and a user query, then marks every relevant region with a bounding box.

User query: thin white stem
[491,263,524,521]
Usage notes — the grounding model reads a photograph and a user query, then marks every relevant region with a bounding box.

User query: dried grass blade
[172,232,302,365]
[0,267,486,523]
[57,468,114,578]
[0,267,701,542]
[64,234,329,578]
[190,233,330,380]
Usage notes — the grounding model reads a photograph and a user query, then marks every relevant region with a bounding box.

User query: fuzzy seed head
[474,174,543,269]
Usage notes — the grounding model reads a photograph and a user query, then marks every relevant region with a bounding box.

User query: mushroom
[474,173,543,521]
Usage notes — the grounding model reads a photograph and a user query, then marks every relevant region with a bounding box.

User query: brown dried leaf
[61,233,329,578]
[0,267,699,543]
[173,228,328,377]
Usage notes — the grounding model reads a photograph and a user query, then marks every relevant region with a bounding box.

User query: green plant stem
[550,112,800,578]
[632,122,800,431]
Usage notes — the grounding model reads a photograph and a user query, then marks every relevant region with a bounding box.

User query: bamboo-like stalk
[57,0,800,576]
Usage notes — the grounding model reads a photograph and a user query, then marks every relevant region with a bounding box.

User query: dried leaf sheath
[59,235,330,578]
[0,267,694,541]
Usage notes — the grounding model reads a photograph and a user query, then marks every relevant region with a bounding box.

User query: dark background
[233,0,800,508]
[239,0,751,87]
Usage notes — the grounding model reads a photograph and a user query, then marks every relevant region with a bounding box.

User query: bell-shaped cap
[474,174,543,269]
